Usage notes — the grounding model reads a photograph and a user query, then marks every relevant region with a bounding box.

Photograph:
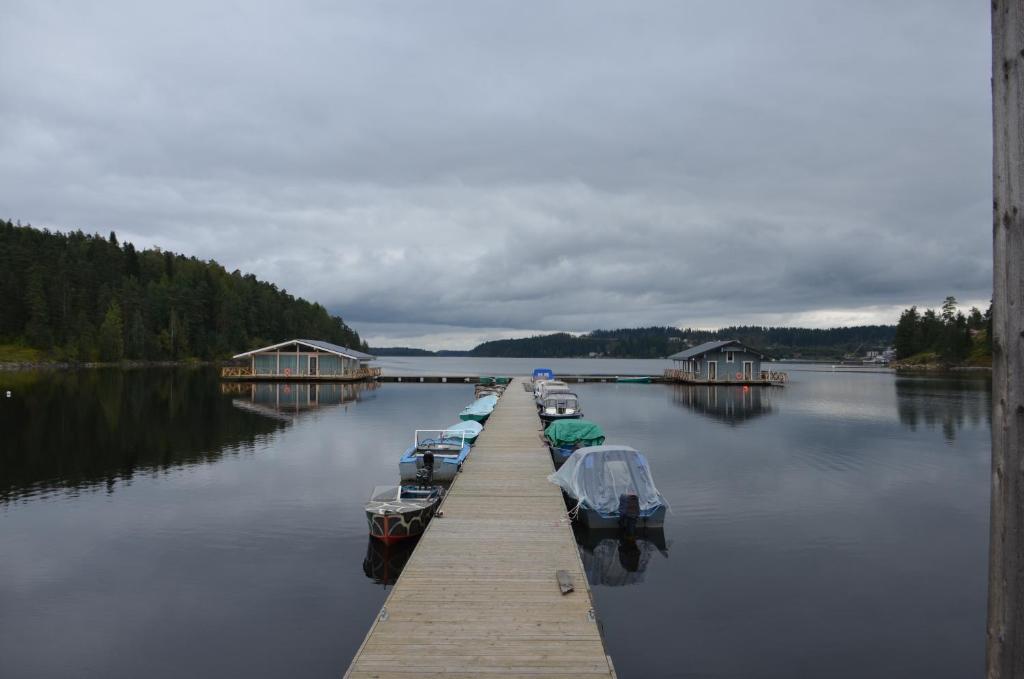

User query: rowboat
[459,394,498,422]
[398,430,471,482]
[442,419,483,444]
[548,445,667,532]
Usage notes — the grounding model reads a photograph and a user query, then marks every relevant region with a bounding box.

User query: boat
[615,376,652,384]
[459,394,498,422]
[543,418,605,468]
[398,430,471,482]
[364,482,445,544]
[532,368,555,383]
[474,384,505,399]
[534,379,570,401]
[442,419,483,444]
[538,391,584,425]
[548,445,667,532]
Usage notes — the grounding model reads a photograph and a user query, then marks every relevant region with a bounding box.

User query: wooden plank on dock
[345,378,614,679]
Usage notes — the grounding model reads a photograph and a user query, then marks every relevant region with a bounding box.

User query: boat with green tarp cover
[459,394,498,422]
[615,376,652,383]
[544,419,606,468]
[478,376,511,385]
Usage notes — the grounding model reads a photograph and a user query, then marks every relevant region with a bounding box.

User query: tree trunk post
[989,2,1024,677]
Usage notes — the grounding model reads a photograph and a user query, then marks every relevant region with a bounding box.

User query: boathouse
[223,339,379,380]
[664,339,785,384]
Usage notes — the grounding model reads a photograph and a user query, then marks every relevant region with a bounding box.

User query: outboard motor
[416,452,435,486]
[618,493,641,537]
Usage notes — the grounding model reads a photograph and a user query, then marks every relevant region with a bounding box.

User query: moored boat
[544,418,605,468]
[399,430,471,482]
[548,445,667,532]
[459,394,498,422]
[534,379,570,401]
[532,368,555,383]
[365,483,445,544]
[442,419,483,444]
[538,391,583,425]
[615,376,652,383]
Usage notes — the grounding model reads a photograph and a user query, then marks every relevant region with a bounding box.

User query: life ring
[735,372,743,380]
[283,367,292,377]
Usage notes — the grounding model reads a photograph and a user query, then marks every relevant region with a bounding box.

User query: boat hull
[366,502,440,544]
[399,459,461,482]
[459,413,490,423]
[579,505,667,530]
[539,411,584,426]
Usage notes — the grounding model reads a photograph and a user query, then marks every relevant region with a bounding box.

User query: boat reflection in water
[227,381,379,420]
[362,536,418,588]
[575,527,669,587]
[671,384,774,425]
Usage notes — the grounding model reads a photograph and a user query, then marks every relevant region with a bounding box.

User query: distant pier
[344,378,616,679]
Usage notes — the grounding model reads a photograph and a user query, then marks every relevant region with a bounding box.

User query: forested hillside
[0,220,365,361]
[469,325,896,359]
[894,296,991,365]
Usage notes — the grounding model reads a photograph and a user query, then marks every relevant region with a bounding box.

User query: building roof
[668,339,765,361]
[232,339,375,361]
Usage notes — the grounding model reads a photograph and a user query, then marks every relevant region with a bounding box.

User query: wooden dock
[345,378,616,679]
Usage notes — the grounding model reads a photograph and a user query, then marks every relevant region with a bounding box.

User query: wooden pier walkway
[345,378,615,678]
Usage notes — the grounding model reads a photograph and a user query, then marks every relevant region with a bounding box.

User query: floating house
[664,340,786,385]
[222,339,380,381]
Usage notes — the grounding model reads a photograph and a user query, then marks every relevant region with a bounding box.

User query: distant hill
[371,347,471,357]
[0,219,366,361]
[468,325,895,360]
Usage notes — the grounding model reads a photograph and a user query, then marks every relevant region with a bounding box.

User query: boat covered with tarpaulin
[442,419,483,444]
[544,419,605,467]
[459,394,498,422]
[548,445,667,530]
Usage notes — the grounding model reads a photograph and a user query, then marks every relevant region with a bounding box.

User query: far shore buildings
[223,339,379,380]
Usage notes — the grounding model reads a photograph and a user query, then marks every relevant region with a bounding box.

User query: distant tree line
[468,324,896,359]
[894,296,991,365]
[0,220,366,361]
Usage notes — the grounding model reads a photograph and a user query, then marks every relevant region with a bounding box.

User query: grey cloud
[0,1,993,348]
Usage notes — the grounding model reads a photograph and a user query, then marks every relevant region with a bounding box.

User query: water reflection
[576,527,669,587]
[362,537,418,588]
[227,381,378,420]
[671,384,775,424]
[0,368,288,502]
[895,376,991,442]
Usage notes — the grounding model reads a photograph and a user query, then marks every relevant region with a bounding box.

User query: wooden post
[989,3,1024,676]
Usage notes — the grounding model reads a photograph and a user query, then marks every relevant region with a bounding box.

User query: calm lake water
[0,363,991,678]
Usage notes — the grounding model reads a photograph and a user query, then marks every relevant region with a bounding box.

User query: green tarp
[544,419,605,449]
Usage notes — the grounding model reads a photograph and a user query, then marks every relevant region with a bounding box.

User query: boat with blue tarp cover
[544,419,605,468]
[548,445,667,532]
[532,368,555,382]
[398,429,471,482]
[459,394,498,422]
[442,420,483,444]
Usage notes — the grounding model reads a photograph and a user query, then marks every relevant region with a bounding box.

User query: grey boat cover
[547,445,666,517]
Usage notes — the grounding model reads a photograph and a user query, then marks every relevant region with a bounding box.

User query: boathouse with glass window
[664,340,785,385]
[225,339,378,380]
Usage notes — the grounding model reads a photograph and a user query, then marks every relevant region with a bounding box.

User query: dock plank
[344,378,613,678]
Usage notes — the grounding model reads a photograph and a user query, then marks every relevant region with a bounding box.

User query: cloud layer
[0,1,992,348]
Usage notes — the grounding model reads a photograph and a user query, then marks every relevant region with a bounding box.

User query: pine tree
[98,301,125,361]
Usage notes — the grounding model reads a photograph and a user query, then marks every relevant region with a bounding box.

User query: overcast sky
[0,1,992,349]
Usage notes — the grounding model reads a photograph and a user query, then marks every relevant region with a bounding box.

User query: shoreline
[0,359,218,372]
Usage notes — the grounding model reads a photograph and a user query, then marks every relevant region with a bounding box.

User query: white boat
[548,445,668,532]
